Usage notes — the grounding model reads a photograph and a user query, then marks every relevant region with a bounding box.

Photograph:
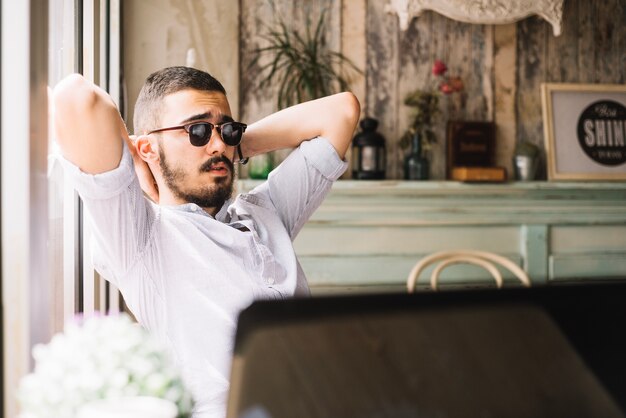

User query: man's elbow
[324,92,361,158]
[338,91,361,131]
[53,74,100,116]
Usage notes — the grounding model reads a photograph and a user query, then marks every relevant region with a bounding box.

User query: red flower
[448,76,464,92]
[439,82,454,95]
[432,60,447,76]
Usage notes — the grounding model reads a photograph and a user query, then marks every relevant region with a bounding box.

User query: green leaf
[249,7,362,109]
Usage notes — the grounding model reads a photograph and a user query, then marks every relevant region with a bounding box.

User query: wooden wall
[516,1,626,178]
[239,0,345,171]
[123,0,625,180]
[239,0,626,180]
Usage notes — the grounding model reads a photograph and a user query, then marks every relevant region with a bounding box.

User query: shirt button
[267,277,275,285]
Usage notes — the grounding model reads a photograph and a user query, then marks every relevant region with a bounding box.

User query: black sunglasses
[148,121,247,147]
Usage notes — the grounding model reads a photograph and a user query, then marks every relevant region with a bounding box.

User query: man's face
[154,89,236,210]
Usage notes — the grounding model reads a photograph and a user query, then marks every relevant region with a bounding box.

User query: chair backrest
[407,250,531,292]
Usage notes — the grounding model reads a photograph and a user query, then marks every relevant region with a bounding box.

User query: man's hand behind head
[128,134,159,203]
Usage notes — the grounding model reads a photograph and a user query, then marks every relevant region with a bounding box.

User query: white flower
[17,313,194,418]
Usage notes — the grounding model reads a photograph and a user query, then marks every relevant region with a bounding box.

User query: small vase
[404,133,429,180]
[248,153,274,179]
[513,154,538,181]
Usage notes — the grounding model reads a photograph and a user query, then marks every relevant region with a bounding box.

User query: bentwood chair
[407,250,531,292]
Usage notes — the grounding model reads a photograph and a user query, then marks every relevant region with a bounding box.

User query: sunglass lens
[188,123,211,146]
[221,123,243,146]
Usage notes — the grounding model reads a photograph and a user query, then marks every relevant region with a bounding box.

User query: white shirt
[59,137,348,418]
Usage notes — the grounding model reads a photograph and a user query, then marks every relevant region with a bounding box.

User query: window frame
[1,1,51,416]
[1,0,122,415]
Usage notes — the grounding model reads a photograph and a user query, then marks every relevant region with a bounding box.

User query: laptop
[227,283,626,418]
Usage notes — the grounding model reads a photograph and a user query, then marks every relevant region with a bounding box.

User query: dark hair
[133,66,226,134]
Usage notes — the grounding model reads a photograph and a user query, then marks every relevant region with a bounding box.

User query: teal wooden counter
[238,180,626,294]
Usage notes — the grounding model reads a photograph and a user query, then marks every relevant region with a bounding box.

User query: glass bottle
[404,132,429,180]
[248,152,274,179]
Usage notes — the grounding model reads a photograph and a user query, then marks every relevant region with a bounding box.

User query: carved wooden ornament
[385,0,564,36]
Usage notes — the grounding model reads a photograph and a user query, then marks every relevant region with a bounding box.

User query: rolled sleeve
[56,143,156,285]
[56,144,135,200]
[250,136,347,238]
[299,136,349,181]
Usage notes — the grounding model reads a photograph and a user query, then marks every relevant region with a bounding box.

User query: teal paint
[238,180,626,293]
[522,225,549,285]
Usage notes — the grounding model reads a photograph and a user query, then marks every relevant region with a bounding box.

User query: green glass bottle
[248,152,274,179]
[404,133,429,180]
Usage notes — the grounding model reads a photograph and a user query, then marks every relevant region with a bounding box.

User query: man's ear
[135,135,159,163]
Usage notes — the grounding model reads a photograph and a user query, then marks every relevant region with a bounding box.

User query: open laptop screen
[227,283,626,418]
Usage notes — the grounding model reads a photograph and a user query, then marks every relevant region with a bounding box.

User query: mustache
[199,155,234,173]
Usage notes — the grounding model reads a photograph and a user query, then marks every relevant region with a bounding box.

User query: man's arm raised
[54,74,159,201]
[240,91,360,160]
[53,74,125,174]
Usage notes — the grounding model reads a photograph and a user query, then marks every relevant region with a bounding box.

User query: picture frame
[541,83,626,180]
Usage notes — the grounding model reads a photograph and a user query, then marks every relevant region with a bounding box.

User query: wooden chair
[407,250,531,292]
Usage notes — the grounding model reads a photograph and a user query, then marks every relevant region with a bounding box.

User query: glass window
[47,0,123,330]
[48,0,76,332]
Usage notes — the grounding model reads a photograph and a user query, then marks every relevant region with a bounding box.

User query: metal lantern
[352,117,386,180]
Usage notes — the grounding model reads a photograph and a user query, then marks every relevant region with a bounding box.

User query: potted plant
[246,6,361,179]
[249,8,361,110]
[513,140,541,181]
[400,60,463,180]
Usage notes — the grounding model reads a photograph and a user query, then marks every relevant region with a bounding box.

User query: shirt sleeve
[249,136,348,239]
[56,144,157,286]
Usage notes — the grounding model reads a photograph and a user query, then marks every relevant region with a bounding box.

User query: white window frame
[1,1,51,417]
[77,0,122,318]
[2,0,121,415]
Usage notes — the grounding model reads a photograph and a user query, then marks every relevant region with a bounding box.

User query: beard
[159,149,235,210]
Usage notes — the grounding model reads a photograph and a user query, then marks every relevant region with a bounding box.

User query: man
[53,66,360,417]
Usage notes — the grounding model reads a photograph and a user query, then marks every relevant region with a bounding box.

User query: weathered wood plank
[619,0,626,84]
[521,225,549,284]
[468,23,490,120]
[550,253,626,281]
[429,12,449,180]
[436,15,463,180]
[299,253,524,286]
[494,24,517,175]
[516,17,548,177]
[445,17,468,119]
[341,0,367,108]
[546,0,578,82]
[367,0,400,179]
[396,12,431,179]
[482,25,495,122]
[576,0,595,83]
[295,225,520,256]
[594,0,621,84]
[341,0,367,179]
[551,225,626,253]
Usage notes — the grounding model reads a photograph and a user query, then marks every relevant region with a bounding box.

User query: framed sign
[446,121,496,176]
[542,83,626,180]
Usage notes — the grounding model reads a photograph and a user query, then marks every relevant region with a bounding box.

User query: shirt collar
[163,198,234,221]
